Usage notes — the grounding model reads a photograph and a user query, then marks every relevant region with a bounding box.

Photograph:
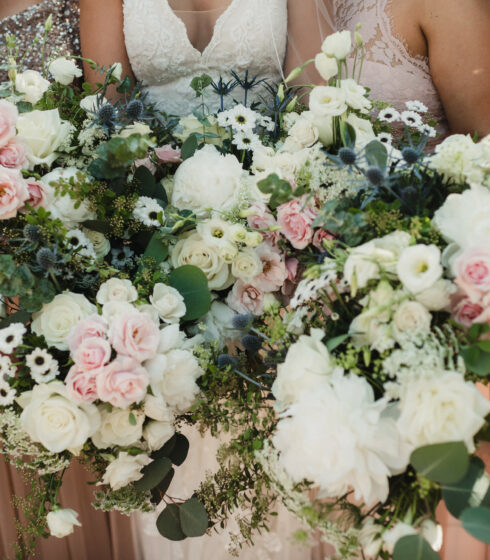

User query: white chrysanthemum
[273,371,409,505]
[232,130,261,151]
[25,348,59,383]
[400,110,423,128]
[224,105,258,132]
[378,108,400,123]
[133,196,164,227]
[0,380,16,406]
[396,244,442,294]
[65,228,96,259]
[405,100,428,113]
[0,323,26,354]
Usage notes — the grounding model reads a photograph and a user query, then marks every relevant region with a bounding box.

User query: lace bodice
[123,0,288,117]
[333,0,449,136]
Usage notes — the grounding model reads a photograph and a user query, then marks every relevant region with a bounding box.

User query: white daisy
[377,132,393,145]
[225,105,257,132]
[418,124,437,138]
[400,110,423,128]
[378,108,400,123]
[0,355,14,379]
[259,115,275,132]
[217,111,231,128]
[405,100,428,113]
[133,196,164,227]
[0,380,16,406]
[66,229,96,259]
[26,348,59,383]
[232,130,261,151]
[0,323,26,354]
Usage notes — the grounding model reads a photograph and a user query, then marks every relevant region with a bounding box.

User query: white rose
[143,394,174,422]
[345,113,376,149]
[397,245,442,294]
[310,86,347,118]
[110,62,123,81]
[15,70,50,104]
[92,407,145,448]
[17,109,71,168]
[321,30,352,60]
[201,301,240,347]
[231,248,263,281]
[314,53,338,81]
[284,117,319,151]
[340,79,372,112]
[150,283,186,323]
[101,452,152,490]
[271,329,333,409]
[49,57,82,85]
[19,382,100,453]
[306,111,334,147]
[136,303,161,325]
[415,279,456,311]
[144,420,175,451]
[117,122,152,138]
[171,144,245,216]
[84,229,111,259]
[47,509,81,538]
[171,232,232,290]
[393,300,432,337]
[96,278,138,305]
[101,301,136,323]
[31,291,96,350]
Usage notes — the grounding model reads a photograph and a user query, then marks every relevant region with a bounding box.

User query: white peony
[31,291,96,350]
[340,79,372,112]
[271,329,333,409]
[15,70,50,104]
[397,371,490,452]
[171,144,245,216]
[47,509,81,538]
[96,278,138,305]
[397,245,442,294]
[49,57,83,85]
[92,407,145,448]
[144,420,175,452]
[17,109,71,168]
[314,53,338,82]
[101,452,152,490]
[150,283,186,323]
[273,371,409,505]
[321,30,352,60]
[18,382,100,453]
[393,300,432,338]
[309,86,347,118]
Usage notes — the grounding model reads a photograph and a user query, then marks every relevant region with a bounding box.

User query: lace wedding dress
[124,2,309,559]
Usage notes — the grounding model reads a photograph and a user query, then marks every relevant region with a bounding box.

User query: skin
[0,0,41,19]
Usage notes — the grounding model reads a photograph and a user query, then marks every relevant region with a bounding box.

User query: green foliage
[257,173,296,209]
[168,266,212,321]
[411,442,469,484]
[364,140,388,170]
[181,134,199,160]
[133,457,172,492]
[157,498,208,540]
[89,135,153,179]
[339,121,356,149]
[393,535,440,560]
[461,507,490,544]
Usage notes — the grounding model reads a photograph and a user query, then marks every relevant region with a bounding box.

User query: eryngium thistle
[126,99,144,121]
[241,335,262,354]
[98,104,117,125]
[401,147,419,164]
[36,248,56,270]
[365,167,384,186]
[231,313,253,330]
[217,354,238,368]
[338,147,356,166]
[23,224,41,242]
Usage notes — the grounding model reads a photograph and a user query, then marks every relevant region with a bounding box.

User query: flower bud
[284,66,302,84]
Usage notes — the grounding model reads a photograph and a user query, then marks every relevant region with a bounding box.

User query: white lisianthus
[349,313,393,352]
[310,86,347,118]
[397,245,442,294]
[219,242,239,263]
[18,382,100,453]
[397,371,490,452]
[284,116,320,152]
[271,329,333,409]
[31,292,96,350]
[84,229,111,259]
[110,62,123,81]
[393,301,432,338]
[171,145,245,216]
[92,407,145,448]
[49,57,82,85]
[117,122,152,138]
[321,30,352,60]
[47,509,81,538]
[345,113,376,148]
[340,79,372,112]
[415,279,456,311]
[314,53,338,81]
[150,283,186,323]
[96,278,138,305]
[143,420,175,451]
[101,452,152,490]
[227,223,248,244]
[15,70,50,104]
[231,248,263,280]
[17,109,71,168]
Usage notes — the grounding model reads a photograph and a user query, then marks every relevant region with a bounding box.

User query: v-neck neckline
[163,0,237,58]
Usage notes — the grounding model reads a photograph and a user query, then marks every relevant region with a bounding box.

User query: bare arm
[79,0,134,92]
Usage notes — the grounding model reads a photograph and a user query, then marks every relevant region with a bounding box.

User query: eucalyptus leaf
[133,457,172,492]
[179,498,208,538]
[181,135,198,160]
[461,507,490,544]
[167,433,190,466]
[168,266,211,321]
[0,310,31,328]
[393,535,440,560]
[151,467,175,505]
[461,345,490,376]
[143,232,169,264]
[410,441,469,484]
[157,504,186,541]
[364,140,388,170]
[443,457,490,518]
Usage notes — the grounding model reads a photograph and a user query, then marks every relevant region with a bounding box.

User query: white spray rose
[15,70,50,104]
[47,509,81,538]
[101,452,152,490]
[92,408,145,448]
[49,57,82,85]
[393,301,432,338]
[397,245,442,294]
[310,86,347,118]
[314,53,338,81]
[84,229,111,259]
[150,284,186,323]
[231,248,263,280]
[321,30,352,60]
[144,420,175,451]
[284,116,320,152]
[96,278,138,305]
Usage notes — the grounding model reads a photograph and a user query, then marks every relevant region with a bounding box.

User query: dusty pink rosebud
[154,145,182,163]
[276,196,318,250]
[108,312,160,362]
[227,280,265,316]
[451,292,484,328]
[312,229,335,250]
[0,138,28,169]
[67,314,108,354]
[134,157,156,174]
[65,366,99,403]
[0,100,18,149]
[23,179,52,210]
[0,165,29,219]
[96,355,149,408]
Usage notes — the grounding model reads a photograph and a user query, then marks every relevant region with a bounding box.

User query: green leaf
[326,334,350,352]
[152,434,177,461]
[393,535,440,560]
[16,101,33,114]
[181,134,198,160]
[167,433,189,466]
[461,507,490,544]
[168,265,211,322]
[133,457,172,492]
[411,441,469,484]
[157,504,186,541]
[82,220,111,235]
[128,412,137,426]
[134,165,157,197]
[339,121,356,149]
[364,140,388,170]
[477,340,490,353]
[116,76,132,93]
[256,174,293,210]
[179,498,208,538]
[443,457,490,518]
[461,345,490,376]
[189,74,213,94]
[150,467,175,505]
[143,232,169,264]
[0,310,31,329]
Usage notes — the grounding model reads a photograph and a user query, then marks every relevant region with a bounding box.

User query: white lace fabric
[123,0,288,116]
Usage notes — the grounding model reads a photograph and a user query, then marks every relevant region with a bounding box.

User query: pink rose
[108,312,159,362]
[453,248,490,302]
[247,202,280,244]
[23,179,52,210]
[252,243,288,292]
[65,366,99,403]
[96,355,149,408]
[0,166,29,219]
[67,314,108,354]
[227,280,265,316]
[72,336,112,370]
[313,229,335,251]
[0,100,18,149]
[451,292,484,328]
[135,157,156,174]
[277,196,318,250]
[154,145,182,163]
[0,138,27,169]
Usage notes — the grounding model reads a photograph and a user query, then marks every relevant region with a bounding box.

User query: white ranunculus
[309,86,347,118]
[143,394,174,422]
[96,278,138,305]
[231,248,263,281]
[340,79,372,112]
[84,229,111,259]
[47,509,81,538]
[92,407,145,448]
[314,53,338,81]
[49,57,82,85]
[271,329,333,409]
[171,144,245,216]
[397,245,442,294]
[15,70,50,104]
[273,371,409,506]
[393,300,432,338]
[201,301,240,347]
[31,291,96,350]
[150,283,186,324]
[143,420,175,452]
[117,122,152,138]
[397,371,490,452]
[17,109,71,168]
[345,113,376,149]
[171,232,232,290]
[321,30,352,60]
[19,382,100,453]
[283,116,319,152]
[101,452,152,490]
[415,279,456,311]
